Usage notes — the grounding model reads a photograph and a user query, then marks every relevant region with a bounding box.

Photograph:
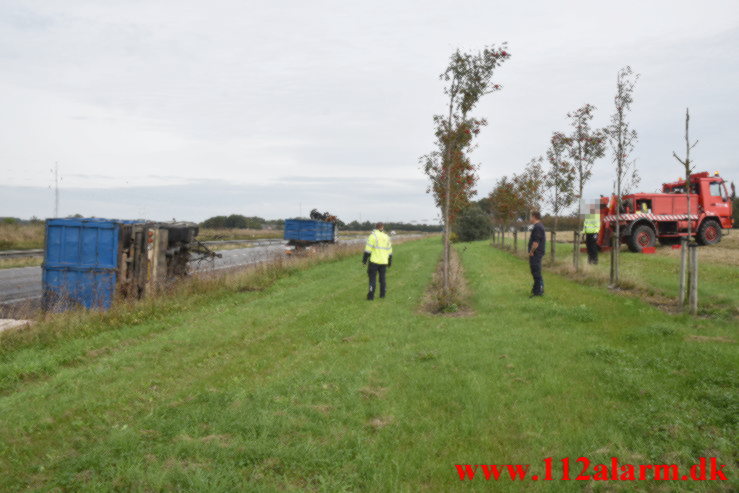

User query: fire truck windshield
[710,182,727,200]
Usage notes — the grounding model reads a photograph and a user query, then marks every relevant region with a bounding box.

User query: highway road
[0,266,42,305]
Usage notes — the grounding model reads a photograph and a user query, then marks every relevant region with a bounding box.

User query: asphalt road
[0,266,42,305]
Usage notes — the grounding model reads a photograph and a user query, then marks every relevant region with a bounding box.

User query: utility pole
[54,163,60,217]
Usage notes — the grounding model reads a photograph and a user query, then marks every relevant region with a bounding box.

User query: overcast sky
[1,0,737,223]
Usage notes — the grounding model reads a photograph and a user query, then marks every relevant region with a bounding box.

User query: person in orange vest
[362,223,393,300]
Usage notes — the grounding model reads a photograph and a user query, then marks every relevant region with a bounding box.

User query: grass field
[0,256,43,269]
[0,222,44,250]
[0,225,286,250]
[0,238,736,491]
[496,231,739,317]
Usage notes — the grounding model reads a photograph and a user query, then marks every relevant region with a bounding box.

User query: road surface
[0,266,42,305]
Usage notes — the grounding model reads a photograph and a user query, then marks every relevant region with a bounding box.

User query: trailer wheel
[696,220,722,246]
[627,224,656,253]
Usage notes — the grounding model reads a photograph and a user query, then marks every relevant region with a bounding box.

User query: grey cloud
[0,176,438,223]
[1,1,737,222]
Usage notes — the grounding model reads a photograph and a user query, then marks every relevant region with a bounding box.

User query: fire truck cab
[599,171,735,252]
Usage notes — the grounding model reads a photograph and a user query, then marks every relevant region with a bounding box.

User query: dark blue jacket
[529,222,546,256]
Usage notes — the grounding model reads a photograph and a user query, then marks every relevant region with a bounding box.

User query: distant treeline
[199,215,442,232]
[540,215,580,231]
[2,217,44,225]
[341,220,442,232]
[200,215,284,229]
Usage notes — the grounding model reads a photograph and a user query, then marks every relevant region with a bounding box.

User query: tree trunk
[613,204,621,286]
[610,236,616,282]
[678,237,687,308]
[683,109,694,309]
[513,229,518,253]
[611,195,621,286]
[551,215,559,264]
[574,193,583,271]
[443,171,451,299]
[441,101,455,301]
[612,104,625,286]
[689,243,698,315]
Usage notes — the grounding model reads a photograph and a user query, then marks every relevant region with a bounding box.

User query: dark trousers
[367,262,387,299]
[529,254,544,295]
[585,233,599,264]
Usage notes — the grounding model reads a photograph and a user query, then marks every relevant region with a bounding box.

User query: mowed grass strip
[0,238,736,492]
[500,234,739,315]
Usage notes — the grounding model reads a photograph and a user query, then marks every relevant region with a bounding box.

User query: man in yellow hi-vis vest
[583,204,601,265]
[362,222,393,300]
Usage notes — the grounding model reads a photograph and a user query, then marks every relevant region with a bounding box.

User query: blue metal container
[43,218,130,310]
[283,219,335,242]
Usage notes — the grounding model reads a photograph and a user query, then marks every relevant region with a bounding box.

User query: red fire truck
[598,171,735,252]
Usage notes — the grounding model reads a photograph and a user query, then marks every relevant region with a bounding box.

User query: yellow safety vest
[583,213,600,234]
[364,230,393,264]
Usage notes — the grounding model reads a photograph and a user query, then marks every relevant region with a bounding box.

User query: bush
[201,215,266,229]
[454,206,491,242]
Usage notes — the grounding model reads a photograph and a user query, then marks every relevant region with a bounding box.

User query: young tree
[544,132,576,262]
[488,175,521,246]
[606,66,640,286]
[455,205,492,242]
[564,104,606,271]
[672,108,699,311]
[516,157,545,217]
[513,157,545,250]
[421,45,511,300]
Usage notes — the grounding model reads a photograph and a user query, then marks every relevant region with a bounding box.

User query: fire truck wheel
[696,220,722,246]
[627,224,656,252]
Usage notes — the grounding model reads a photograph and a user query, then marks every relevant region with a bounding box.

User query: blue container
[283,219,335,242]
[43,218,133,310]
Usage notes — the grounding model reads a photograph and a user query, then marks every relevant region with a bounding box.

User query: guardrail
[0,240,287,259]
[201,239,286,247]
[0,249,44,259]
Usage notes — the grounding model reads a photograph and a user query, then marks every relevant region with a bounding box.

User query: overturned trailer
[283,219,336,251]
[42,218,217,311]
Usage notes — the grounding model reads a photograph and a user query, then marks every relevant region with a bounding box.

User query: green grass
[0,256,43,269]
[0,222,44,250]
[498,234,739,316]
[0,238,736,491]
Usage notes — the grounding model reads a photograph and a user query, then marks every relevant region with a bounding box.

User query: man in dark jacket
[528,211,546,297]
